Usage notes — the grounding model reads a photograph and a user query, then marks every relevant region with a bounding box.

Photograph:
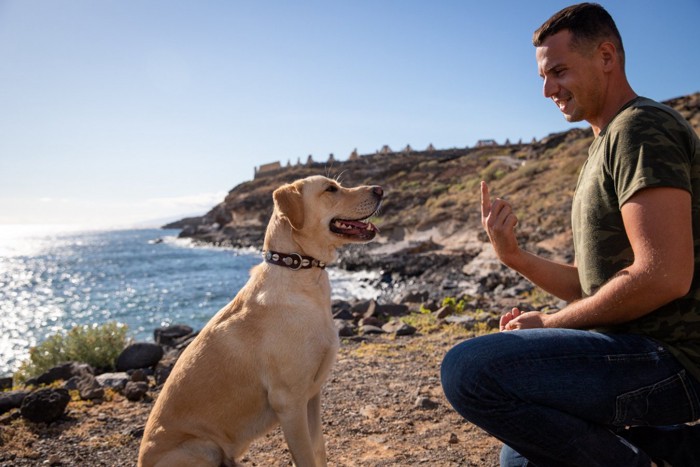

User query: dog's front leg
[276,402,321,467]
[307,392,327,465]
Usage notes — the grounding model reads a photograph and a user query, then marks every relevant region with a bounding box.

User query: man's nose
[542,76,557,98]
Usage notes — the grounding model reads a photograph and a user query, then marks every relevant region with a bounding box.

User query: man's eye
[325,185,338,193]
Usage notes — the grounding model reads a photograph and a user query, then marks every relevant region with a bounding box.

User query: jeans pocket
[614,370,700,426]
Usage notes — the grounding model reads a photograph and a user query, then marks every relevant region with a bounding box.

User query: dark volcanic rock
[20,388,71,423]
[115,342,164,371]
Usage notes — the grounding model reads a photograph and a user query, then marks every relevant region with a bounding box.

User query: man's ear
[273,182,304,230]
[598,41,617,71]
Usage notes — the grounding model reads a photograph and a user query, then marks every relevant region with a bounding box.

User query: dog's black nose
[373,186,384,198]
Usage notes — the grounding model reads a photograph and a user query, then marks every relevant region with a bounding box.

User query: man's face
[536,30,603,124]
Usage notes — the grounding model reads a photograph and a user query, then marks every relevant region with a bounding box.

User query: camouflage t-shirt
[572,96,700,381]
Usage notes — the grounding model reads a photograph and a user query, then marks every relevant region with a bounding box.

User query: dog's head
[269,175,382,257]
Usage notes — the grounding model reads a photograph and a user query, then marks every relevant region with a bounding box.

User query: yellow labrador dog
[139,175,383,467]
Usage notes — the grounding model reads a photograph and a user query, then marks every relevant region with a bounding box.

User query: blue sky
[1,0,698,227]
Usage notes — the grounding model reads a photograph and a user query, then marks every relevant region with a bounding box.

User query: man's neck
[590,84,637,137]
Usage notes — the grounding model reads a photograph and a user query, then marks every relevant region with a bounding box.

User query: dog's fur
[138,175,382,467]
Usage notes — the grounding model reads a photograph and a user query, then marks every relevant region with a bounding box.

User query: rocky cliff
[165,92,700,304]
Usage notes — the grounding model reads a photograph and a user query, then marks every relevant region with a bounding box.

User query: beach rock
[124,381,149,401]
[376,303,409,317]
[332,299,352,314]
[414,396,439,410]
[0,377,12,391]
[96,372,130,392]
[396,290,429,304]
[360,324,384,335]
[129,369,148,382]
[115,342,163,371]
[435,305,455,319]
[351,300,376,318]
[173,332,199,350]
[20,388,70,423]
[359,316,382,327]
[381,320,416,336]
[444,314,477,328]
[64,374,104,401]
[334,319,356,337]
[0,390,30,415]
[25,362,94,386]
[154,324,194,347]
[332,308,354,320]
[154,351,180,386]
[362,300,378,319]
[332,300,354,320]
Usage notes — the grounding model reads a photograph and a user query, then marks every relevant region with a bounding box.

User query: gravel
[0,330,501,467]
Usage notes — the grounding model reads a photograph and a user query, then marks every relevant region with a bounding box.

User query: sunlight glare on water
[0,226,381,377]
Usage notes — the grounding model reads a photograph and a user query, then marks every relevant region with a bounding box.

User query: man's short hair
[533,3,625,66]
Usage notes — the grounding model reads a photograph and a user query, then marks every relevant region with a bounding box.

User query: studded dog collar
[263,250,326,270]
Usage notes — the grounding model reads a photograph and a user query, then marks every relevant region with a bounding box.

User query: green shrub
[441,296,467,313]
[16,322,129,383]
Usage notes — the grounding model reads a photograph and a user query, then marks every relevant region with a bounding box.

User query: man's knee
[441,335,501,410]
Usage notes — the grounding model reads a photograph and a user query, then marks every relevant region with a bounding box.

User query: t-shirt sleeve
[606,106,693,207]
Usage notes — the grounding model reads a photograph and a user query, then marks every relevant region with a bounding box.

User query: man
[441,3,700,466]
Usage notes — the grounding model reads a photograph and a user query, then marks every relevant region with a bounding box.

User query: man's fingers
[499,314,508,331]
[480,181,491,220]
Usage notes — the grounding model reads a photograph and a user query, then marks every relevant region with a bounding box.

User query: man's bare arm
[507,186,693,330]
[481,181,582,302]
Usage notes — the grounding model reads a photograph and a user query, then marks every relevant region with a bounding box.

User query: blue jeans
[440,329,700,467]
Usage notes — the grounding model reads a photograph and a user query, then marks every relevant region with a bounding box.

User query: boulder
[332,308,354,320]
[154,351,180,386]
[396,290,429,304]
[0,376,12,391]
[96,372,130,392]
[64,374,104,400]
[360,324,384,335]
[435,305,455,319]
[129,368,148,382]
[115,342,163,371]
[358,316,382,327]
[0,390,30,415]
[332,303,354,320]
[124,381,149,402]
[376,303,409,317]
[154,324,194,347]
[381,320,416,336]
[25,362,93,386]
[20,388,70,423]
[334,319,355,337]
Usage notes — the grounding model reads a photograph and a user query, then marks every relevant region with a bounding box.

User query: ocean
[0,226,381,377]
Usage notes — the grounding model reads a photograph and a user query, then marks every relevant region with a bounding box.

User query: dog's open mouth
[330,217,379,241]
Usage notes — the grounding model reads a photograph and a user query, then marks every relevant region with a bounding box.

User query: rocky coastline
[0,296,507,466]
[165,93,697,314]
[1,92,697,466]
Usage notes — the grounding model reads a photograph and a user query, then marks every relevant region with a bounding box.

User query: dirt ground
[0,328,502,467]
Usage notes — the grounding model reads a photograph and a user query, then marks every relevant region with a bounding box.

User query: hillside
[166,92,700,301]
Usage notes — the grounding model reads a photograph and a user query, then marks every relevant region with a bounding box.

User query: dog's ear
[273,182,304,230]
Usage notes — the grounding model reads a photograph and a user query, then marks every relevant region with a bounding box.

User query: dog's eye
[325,185,338,193]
